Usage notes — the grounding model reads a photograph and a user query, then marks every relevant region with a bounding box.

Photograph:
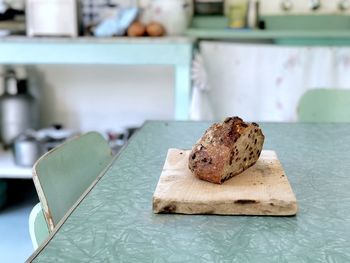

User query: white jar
[140,0,194,36]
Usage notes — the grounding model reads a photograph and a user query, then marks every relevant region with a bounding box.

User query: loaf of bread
[188,117,265,184]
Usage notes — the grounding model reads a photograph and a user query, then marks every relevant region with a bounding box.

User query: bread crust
[188,117,265,184]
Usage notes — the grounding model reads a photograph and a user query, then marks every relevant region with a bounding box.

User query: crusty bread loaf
[188,117,265,184]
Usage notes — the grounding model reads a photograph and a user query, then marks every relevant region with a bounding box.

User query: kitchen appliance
[0,69,39,148]
[26,0,80,37]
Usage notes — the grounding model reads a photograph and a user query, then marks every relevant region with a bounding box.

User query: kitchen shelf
[187,28,350,40]
[0,36,193,65]
[0,36,194,120]
[187,15,350,45]
[0,149,32,179]
[186,28,350,45]
[0,36,194,179]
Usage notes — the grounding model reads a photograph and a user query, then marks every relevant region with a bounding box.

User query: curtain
[191,42,350,122]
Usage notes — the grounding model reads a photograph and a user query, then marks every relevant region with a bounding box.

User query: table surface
[29,121,350,262]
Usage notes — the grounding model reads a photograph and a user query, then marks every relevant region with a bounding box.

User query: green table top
[30,121,350,262]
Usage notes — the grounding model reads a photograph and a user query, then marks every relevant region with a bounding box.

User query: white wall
[28,65,174,133]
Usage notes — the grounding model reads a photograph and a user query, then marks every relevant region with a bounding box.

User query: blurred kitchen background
[1,0,350,261]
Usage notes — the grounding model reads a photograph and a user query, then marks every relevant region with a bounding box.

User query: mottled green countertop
[29,121,350,262]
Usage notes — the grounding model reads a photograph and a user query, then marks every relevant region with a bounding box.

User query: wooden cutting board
[153,149,297,216]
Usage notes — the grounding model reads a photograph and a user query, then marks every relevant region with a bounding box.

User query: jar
[12,130,42,167]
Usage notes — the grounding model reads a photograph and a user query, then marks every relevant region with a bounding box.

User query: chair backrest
[298,89,350,122]
[32,132,112,231]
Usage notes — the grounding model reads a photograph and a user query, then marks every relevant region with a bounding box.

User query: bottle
[246,0,259,29]
[0,69,39,148]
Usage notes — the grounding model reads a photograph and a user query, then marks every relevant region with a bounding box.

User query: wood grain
[153,149,297,216]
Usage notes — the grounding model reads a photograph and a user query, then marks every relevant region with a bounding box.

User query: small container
[228,1,248,29]
[246,0,259,29]
[12,131,42,167]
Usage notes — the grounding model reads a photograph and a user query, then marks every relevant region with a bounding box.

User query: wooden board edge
[153,197,298,216]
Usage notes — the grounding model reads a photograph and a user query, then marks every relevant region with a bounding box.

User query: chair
[29,132,113,249]
[298,89,350,122]
[29,203,49,249]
